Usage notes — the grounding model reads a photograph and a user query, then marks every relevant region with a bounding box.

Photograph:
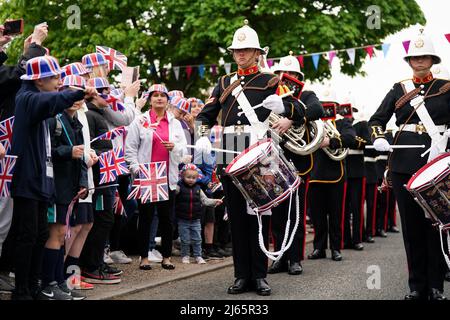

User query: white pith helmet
[431,64,450,80]
[272,51,304,79]
[227,19,264,53]
[403,28,441,64]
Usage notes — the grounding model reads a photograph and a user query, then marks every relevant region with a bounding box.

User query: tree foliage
[0,0,425,97]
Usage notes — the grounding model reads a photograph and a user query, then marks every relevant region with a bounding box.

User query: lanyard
[56,114,73,146]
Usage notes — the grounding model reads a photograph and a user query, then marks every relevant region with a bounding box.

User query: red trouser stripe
[302,177,310,260]
[360,178,366,240]
[340,181,348,250]
[372,186,378,236]
[384,189,390,231]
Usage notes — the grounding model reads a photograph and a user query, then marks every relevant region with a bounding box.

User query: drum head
[225,139,273,175]
[407,153,450,191]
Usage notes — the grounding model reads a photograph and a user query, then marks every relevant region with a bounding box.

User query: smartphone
[3,19,24,36]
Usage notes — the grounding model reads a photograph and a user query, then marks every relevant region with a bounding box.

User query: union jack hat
[87,77,110,89]
[168,90,184,99]
[180,163,204,180]
[147,84,169,98]
[20,56,63,81]
[61,62,89,79]
[82,53,108,69]
[61,75,86,89]
[171,96,190,113]
[187,97,205,107]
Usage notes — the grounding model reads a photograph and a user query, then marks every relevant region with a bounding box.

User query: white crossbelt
[348,150,364,155]
[223,125,253,135]
[375,155,388,161]
[400,124,446,133]
[364,157,376,163]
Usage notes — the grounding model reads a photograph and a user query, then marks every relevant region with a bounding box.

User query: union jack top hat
[20,56,62,81]
[62,75,86,89]
[147,84,169,99]
[171,97,190,113]
[87,77,110,89]
[61,62,89,79]
[82,53,108,69]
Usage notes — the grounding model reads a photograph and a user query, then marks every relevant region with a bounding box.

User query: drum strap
[230,74,269,143]
[402,80,447,162]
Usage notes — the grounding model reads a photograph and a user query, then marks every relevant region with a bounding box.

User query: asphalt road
[117,230,449,300]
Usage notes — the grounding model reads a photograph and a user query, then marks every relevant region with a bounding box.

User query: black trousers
[137,190,175,259]
[11,197,49,293]
[79,192,114,271]
[391,172,445,293]
[343,178,365,246]
[222,176,269,280]
[376,180,397,232]
[212,189,230,248]
[110,175,131,251]
[364,183,378,238]
[387,187,397,229]
[270,181,306,263]
[308,182,344,251]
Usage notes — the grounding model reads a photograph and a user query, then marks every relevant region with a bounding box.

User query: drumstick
[237,90,295,117]
[186,144,240,155]
[366,145,425,150]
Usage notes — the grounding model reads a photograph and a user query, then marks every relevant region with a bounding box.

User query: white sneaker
[181,256,190,264]
[155,237,162,246]
[152,249,163,260]
[103,249,114,265]
[110,250,132,264]
[195,257,206,264]
[148,250,163,262]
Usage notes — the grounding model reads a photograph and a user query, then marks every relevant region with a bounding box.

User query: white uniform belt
[400,124,446,134]
[364,157,376,162]
[348,150,364,155]
[376,155,388,161]
[223,125,253,134]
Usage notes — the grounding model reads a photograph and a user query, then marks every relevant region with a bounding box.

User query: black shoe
[429,288,447,300]
[331,250,342,261]
[308,249,326,260]
[375,230,388,237]
[267,260,288,274]
[216,247,232,257]
[205,248,224,260]
[365,236,375,243]
[101,263,123,276]
[404,291,424,300]
[288,262,303,275]
[445,271,450,282]
[255,278,271,296]
[227,278,249,294]
[353,243,364,251]
[387,226,400,233]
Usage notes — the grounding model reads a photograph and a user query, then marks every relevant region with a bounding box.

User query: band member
[369,30,449,300]
[363,121,377,244]
[307,89,356,262]
[340,102,368,250]
[195,20,304,296]
[268,52,324,275]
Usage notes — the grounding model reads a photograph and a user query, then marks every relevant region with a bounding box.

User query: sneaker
[82,269,121,284]
[152,249,163,260]
[110,250,132,264]
[155,236,162,246]
[103,249,114,265]
[37,282,72,300]
[206,248,224,260]
[69,276,94,290]
[195,257,206,264]
[59,281,86,300]
[216,247,232,257]
[181,256,191,264]
[0,274,14,293]
[8,272,15,279]
[101,263,123,276]
[148,250,163,263]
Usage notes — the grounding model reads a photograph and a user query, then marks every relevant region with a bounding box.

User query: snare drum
[406,153,450,229]
[225,138,301,212]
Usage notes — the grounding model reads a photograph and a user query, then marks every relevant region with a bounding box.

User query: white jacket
[125,110,187,190]
[77,104,95,203]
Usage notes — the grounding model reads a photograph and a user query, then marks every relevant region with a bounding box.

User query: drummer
[195,20,304,296]
[369,29,450,300]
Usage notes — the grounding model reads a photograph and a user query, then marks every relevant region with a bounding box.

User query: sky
[307,0,450,128]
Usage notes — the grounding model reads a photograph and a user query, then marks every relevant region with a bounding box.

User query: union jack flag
[96,46,128,71]
[91,126,126,143]
[0,155,16,198]
[112,147,129,176]
[0,116,14,154]
[113,191,125,216]
[100,94,125,112]
[127,175,142,201]
[98,148,129,185]
[127,162,168,203]
[209,125,223,148]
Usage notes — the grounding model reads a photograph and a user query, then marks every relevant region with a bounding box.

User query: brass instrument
[269,113,325,155]
[322,119,349,161]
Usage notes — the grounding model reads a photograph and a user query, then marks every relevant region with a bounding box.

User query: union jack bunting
[96,46,128,71]
[0,155,16,197]
[0,116,14,154]
[112,147,129,176]
[113,191,125,216]
[139,162,169,203]
[100,94,125,112]
[91,126,126,143]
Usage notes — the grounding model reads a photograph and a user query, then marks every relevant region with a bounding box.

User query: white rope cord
[256,188,300,261]
[438,225,450,270]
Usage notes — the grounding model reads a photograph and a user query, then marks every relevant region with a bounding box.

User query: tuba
[322,119,349,161]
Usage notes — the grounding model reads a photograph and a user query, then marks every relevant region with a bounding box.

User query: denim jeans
[178,218,202,258]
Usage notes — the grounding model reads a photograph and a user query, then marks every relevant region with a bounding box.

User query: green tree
[0,0,425,97]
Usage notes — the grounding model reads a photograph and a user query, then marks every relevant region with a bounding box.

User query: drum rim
[406,152,450,191]
[256,176,301,212]
[225,138,273,175]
